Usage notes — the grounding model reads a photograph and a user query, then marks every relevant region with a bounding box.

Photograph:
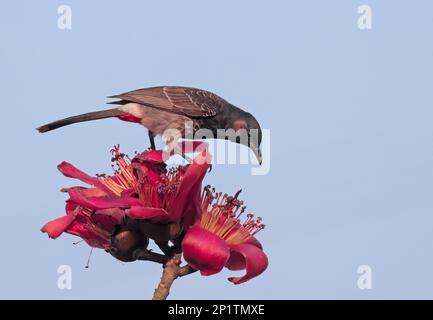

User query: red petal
[181,203,199,230]
[120,188,136,198]
[182,226,230,276]
[68,189,140,210]
[65,200,78,213]
[225,250,245,271]
[62,187,108,198]
[244,236,263,250]
[226,243,268,285]
[132,163,161,187]
[126,207,172,223]
[93,208,125,230]
[169,147,211,222]
[41,202,78,239]
[57,161,98,185]
[41,214,76,239]
[57,162,113,195]
[66,222,110,249]
[133,150,164,164]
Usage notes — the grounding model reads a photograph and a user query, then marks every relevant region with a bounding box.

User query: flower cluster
[41,144,268,284]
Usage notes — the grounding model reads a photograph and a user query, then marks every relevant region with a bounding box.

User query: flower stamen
[199,186,265,245]
[135,166,184,210]
[98,145,136,196]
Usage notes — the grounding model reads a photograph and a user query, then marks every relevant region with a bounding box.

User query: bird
[37,86,262,164]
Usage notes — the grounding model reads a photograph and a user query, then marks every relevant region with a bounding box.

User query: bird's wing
[108,86,227,118]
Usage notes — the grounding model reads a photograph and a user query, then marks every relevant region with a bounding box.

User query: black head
[231,111,263,165]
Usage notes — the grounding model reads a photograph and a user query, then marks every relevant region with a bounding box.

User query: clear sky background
[1,1,433,299]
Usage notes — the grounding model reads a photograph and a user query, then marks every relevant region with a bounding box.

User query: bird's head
[231,112,263,165]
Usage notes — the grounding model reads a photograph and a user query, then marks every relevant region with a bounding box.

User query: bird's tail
[37,108,124,133]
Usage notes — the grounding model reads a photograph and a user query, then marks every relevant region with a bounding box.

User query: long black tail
[37,108,124,133]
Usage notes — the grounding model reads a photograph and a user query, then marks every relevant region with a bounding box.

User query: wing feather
[108,86,227,118]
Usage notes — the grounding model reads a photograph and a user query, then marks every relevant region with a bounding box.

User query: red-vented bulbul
[37,86,262,164]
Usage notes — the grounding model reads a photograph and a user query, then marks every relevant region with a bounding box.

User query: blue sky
[1,1,433,299]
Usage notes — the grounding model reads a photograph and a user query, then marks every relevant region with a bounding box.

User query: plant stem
[152,254,196,300]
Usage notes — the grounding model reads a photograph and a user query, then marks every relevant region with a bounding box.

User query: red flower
[41,191,125,249]
[41,147,142,247]
[124,143,211,231]
[41,143,211,246]
[182,187,268,284]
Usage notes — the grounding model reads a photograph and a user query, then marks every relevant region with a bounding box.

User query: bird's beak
[252,146,262,165]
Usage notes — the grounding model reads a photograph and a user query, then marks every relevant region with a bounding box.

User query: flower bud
[109,225,149,262]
